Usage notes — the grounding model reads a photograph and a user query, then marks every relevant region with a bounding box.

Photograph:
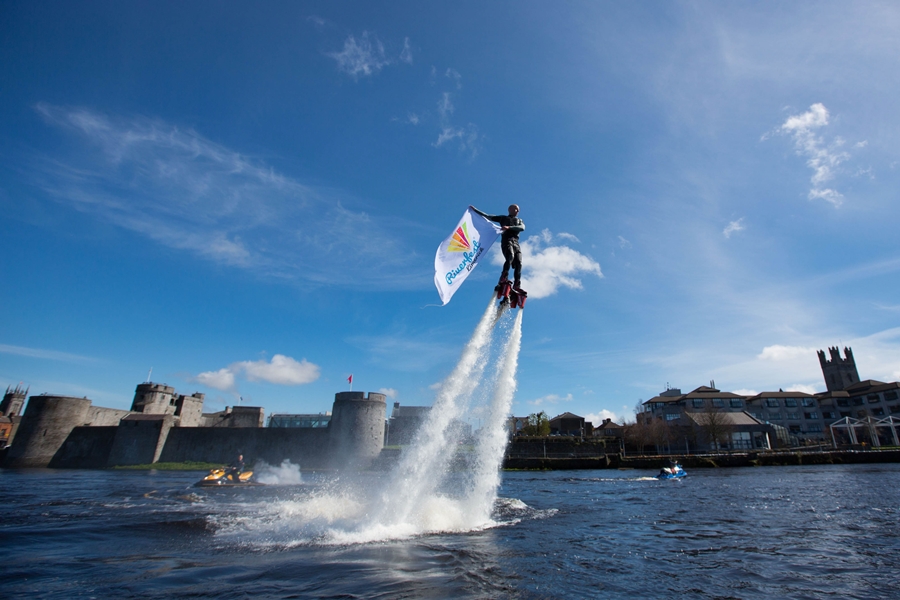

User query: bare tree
[693,408,733,451]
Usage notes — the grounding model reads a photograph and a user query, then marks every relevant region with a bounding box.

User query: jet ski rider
[469,204,525,290]
[226,453,244,482]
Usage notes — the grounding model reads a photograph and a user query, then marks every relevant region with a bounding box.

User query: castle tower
[818,346,860,392]
[0,384,28,417]
[131,383,176,415]
[329,391,386,469]
[4,395,92,468]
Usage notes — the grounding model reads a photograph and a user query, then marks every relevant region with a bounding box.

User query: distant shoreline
[502,448,900,470]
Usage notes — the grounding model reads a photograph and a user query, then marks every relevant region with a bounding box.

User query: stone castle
[1,382,386,470]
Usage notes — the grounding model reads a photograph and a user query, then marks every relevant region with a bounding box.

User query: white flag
[434,208,502,305]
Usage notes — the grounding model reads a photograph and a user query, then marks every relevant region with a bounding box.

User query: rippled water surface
[2,464,899,599]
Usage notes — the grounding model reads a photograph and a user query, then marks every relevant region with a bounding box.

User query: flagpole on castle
[348,374,353,392]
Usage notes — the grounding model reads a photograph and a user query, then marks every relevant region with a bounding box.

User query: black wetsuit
[471,208,525,285]
[226,457,244,482]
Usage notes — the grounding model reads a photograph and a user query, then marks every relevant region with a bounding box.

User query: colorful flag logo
[447,223,471,252]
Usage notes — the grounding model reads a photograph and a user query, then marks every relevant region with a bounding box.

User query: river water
[2,463,898,599]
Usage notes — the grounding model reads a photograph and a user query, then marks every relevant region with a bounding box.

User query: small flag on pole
[348,374,353,391]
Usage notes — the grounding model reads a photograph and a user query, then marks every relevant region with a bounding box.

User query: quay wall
[158,427,333,469]
[50,426,118,469]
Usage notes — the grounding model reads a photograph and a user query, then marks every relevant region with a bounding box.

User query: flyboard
[434,207,527,314]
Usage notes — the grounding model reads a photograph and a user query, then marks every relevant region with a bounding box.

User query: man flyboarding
[469,204,525,291]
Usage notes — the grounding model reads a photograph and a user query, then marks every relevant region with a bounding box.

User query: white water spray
[218,296,526,545]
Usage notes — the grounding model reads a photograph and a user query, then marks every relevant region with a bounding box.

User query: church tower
[818,346,860,392]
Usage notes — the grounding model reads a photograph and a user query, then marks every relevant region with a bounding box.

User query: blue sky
[3,1,900,425]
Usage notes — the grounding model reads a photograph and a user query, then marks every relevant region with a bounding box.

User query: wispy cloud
[495,229,602,299]
[32,104,423,288]
[445,68,462,89]
[433,88,482,159]
[328,31,391,78]
[758,344,817,361]
[191,354,320,393]
[400,38,413,64]
[378,387,398,399]
[527,393,573,407]
[328,31,413,78]
[0,343,100,364]
[723,218,745,238]
[776,103,851,207]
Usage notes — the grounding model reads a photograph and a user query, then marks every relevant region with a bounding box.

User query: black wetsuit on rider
[226,454,244,482]
[470,204,525,289]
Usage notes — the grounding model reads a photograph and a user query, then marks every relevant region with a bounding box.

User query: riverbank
[502,448,900,470]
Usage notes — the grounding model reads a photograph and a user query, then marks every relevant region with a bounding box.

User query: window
[789,425,801,434]
[784,398,798,407]
[665,413,680,421]
[767,412,782,421]
[822,411,837,420]
[884,391,898,401]
[840,411,851,418]
[801,398,816,407]
[804,412,819,420]
[872,408,885,416]
[692,399,705,408]
[852,397,864,406]
[891,405,900,414]
[787,412,801,420]
[837,399,850,407]
[766,398,780,407]
[712,399,724,408]
[807,424,823,433]
[730,399,743,408]
[868,394,881,404]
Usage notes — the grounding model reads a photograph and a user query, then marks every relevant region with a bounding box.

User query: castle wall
[87,406,131,426]
[200,406,265,428]
[107,415,175,466]
[49,426,118,469]
[4,396,92,468]
[158,427,333,469]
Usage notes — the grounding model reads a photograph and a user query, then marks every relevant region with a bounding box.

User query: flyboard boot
[495,274,512,305]
[509,281,528,309]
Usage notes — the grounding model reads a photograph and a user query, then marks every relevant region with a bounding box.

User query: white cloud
[32,104,422,289]
[723,218,745,238]
[192,368,236,392]
[378,387,398,399]
[400,37,413,64]
[584,409,621,425]
[617,235,632,249]
[758,345,816,361]
[328,31,391,78]
[526,393,573,407]
[445,68,462,89]
[191,354,320,392]
[785,384,819,395]
[433,90,482,158]
[731,389,759,397]
[557,232,580,243]
[778,103,850,207]
[496,229,602,299]
[237,354,320,385]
